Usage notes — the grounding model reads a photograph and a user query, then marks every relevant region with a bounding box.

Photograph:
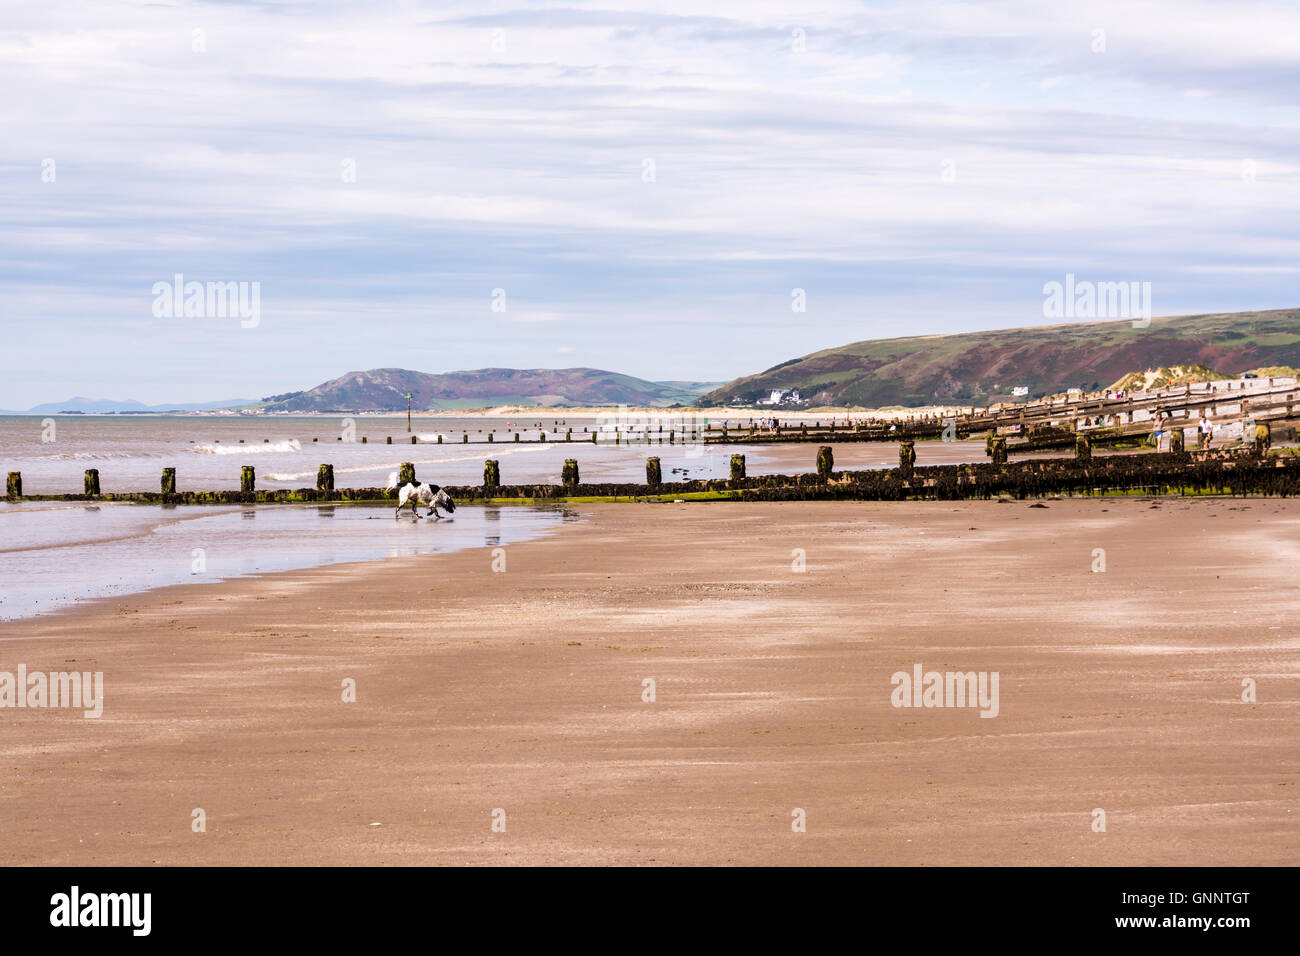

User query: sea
[0,413,998,620]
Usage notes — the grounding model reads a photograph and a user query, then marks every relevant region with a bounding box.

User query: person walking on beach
[1199,413,1214,449]
[1151,409,1165,449]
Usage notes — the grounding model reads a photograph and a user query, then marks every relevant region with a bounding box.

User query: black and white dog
[388,472,456,519]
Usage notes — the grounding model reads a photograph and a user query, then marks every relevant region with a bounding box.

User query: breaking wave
[194,439,302,455]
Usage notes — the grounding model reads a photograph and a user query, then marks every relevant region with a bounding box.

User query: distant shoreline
[1,403,971,421]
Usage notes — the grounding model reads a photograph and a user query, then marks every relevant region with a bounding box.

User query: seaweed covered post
[398,462,416,487]
[990,437,1007,467]
[1075,434,1092,460]
[898,440,915,478]
[317,464,334,492]
[985,433,995,457]
[1255,422,1271,456]
[6,471,21,499]
[817,445,834,481]
[160,468,176,496]
[1170,428,1185,453]
[84,468,100,496]
[240,465,256,495]
[646,457,662,489]
[484,459,500,492]
[730,454,746,484]
[562,458,579,489]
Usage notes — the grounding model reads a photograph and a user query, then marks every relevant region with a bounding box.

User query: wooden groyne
[8,446,1300,505]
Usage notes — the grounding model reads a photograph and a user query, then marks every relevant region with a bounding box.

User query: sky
[1,0,1298,406]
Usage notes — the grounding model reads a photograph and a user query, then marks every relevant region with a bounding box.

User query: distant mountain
[261,368,723,412]
[10,396,253,414]
[699,308,1300,408]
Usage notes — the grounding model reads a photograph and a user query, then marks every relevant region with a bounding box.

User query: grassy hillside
[699,308,1300,408]
[264,368,720,412]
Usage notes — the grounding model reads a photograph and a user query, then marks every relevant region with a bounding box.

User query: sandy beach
[1,497,1296,866]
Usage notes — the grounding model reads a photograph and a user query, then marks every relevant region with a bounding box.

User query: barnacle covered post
[484,459,500,492]
[84,468,100,496]
[398,462,416,487]
[899,440,915,478]
[7,471,21,499]
[562,458,579,489]
[240,466,256,494]
[160,468,176,496]
[317,464,334,492]
[817,446,834,481]
[646,457,662,489]
[730,454,746,484]
[1075,434,1092,460]
[1255,422,1271,456]
[990,438,1007,467]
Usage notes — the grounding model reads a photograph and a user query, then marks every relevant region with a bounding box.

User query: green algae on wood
[817,446,834,480]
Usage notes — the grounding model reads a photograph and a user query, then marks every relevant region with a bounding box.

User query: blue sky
[2,0,1298,406]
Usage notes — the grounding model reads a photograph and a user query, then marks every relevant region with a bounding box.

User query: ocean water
[0,500,574,621]
[0,414,998,494]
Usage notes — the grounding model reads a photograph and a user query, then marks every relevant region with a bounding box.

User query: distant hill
[1107,364,1231,393]
[261,368,723,412]
[10,396,253,414]
[699,308,1300,408]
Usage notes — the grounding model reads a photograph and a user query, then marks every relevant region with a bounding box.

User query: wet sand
[0,498,1296,865]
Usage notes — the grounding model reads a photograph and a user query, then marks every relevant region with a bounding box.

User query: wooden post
[1170,428,1185,453]
[437,435,443,444]
[899,441,915,478]
[730,454,746,483]
[646,457,662,489]
[817,446,834,480]
[317,464,334,491]
[514,433,520,442]
[800,423,807,437]
[361,436,367,444]
[484,459,500,491]
[1075,435,1091,460]
[84,468,100,496]
[1255,422,1271,456]
[562,459,579,489]
[669,429,675,444]
[990,438,1007,467]
[566,430,571,442]
[410,436,417,444]
[463,434,468,443]
[487,432,493,443]
[161,468,176,495]
[241,466,255,494]
[399,462,415,487]
[386,436,392,444]
[7,471,21,499]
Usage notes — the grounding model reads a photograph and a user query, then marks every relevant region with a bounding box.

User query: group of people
[1151,410,1216,450]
